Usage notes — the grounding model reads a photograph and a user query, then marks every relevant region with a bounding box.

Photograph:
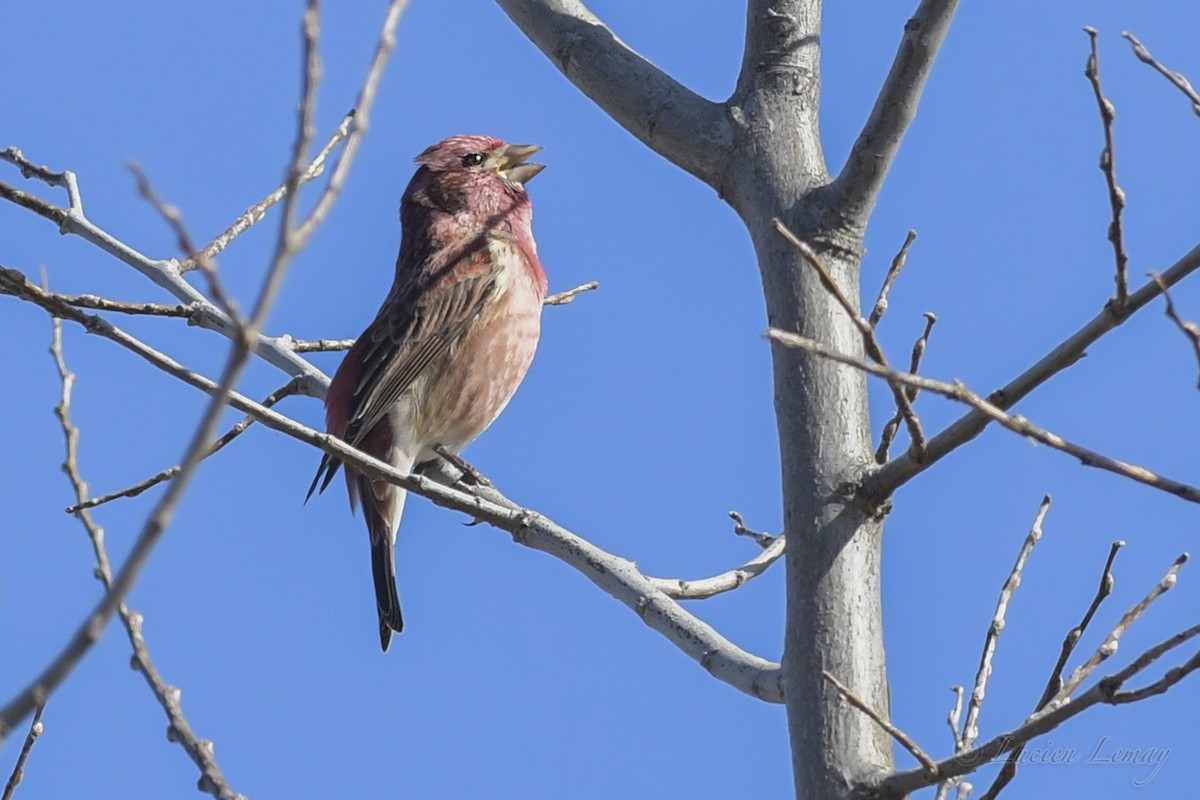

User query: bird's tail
[358,474,407,651]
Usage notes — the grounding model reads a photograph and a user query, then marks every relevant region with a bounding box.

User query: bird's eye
[461,153,485,167]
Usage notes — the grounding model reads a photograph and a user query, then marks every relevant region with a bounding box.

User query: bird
[308,135,548,651]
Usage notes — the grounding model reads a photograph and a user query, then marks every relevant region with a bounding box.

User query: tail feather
[305,452,343,503]
[360,474,405,651]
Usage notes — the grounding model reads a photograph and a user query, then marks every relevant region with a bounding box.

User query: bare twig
[934,686,967,800]
[181,110,356,272]
[773,219,927,460]
[1122,32,1200,117]
[766,328,1200,504]
[294,0,409,243]
[0,148,327,392]
[649,534,786,600]
[876,312,937,462]
[544,280,600,306]
[869,229,918,328]
[946,685,965,751]
[128,162,238,319]
[59,294,202,319]
[1053,553,1189,704]
[823,671,938,778]
[876,578,1200,798]
[285,337,356,353]
[0,267,784,707]
[728,510,775,548]
[1,703,43,800]
[962,497,1051,751]
[984,541,1128,799]
[869,241,1200,496]
[1150,271,1200,389]
[1084,27,1130,306]
[48,317,241,800]
[67,379,301,513]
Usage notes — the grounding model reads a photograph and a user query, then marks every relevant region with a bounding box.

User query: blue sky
[2,1,1197,798]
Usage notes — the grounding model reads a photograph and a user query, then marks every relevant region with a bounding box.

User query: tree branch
[823,670,938,779]
[833,0,962,227]
[979,540,1124,799]
[181,110,356,272]
[1150,271,1200,389]
[49,316,242,800]
[765,328,1200,504]
[876,311,936,463]
[961,497,1051,749]
[494,0,732,188]
[1,703,43,800]
[869,229,918,329]
[865,242,1200,496]
[0,267,784,706]
[1083,27,1130,306]
[872,555,1200,798]
[648,534,786,601]
[0,145,327,393]
[66,379,301,513]
[1122,32,1200,117]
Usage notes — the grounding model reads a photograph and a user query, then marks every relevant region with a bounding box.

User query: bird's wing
[308,236,502,499]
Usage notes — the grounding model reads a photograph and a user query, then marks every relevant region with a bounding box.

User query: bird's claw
[433,444,492,488]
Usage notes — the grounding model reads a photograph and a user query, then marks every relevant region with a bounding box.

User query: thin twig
[824,671,938,778]
[962,497,1051,748]
[648,534,786,600]
[1053,553,1189,704]
[1122,31,1200,117]
[876,572,1200,798]
[1150,271,1200,389]
[59,294,202,319]
[128,162,239,320]
[67,379,301,513]
[772,219,927,460]
[876,312,937,462]
[869,242,1200,496]
[1084,27,1130,306]
[869,229,917,328]
[48,316,241,799]
[0,148,327,393]
[934,686,967,800]
[286,337,356,353]
[294,0,410,243]
[1,703,43,800]
[728,510,776,548]
[544,280,600,306]
[181,110,356,272]
[767,328,1200,504]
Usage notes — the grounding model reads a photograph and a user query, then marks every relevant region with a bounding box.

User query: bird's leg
[433,444,492,488]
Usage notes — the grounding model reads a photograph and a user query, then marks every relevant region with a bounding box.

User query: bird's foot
[433,444,492,488]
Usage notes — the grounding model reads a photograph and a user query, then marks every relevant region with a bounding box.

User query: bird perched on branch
[308,135,548,651]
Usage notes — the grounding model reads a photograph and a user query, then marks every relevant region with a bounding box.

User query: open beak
[497,143,545,187]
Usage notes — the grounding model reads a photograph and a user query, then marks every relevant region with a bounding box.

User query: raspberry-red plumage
[309,135,547,650]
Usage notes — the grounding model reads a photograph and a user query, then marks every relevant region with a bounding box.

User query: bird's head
[406,135,544,222]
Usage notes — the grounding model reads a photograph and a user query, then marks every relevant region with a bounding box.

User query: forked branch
[494,0,731,188]
[766,328,1200,504]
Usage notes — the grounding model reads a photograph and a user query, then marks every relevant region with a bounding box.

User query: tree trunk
[729,1,896,795]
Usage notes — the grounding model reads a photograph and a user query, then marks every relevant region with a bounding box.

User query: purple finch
[308,135,548,651]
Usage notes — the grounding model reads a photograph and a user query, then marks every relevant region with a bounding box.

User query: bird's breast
[413,236,545,453]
